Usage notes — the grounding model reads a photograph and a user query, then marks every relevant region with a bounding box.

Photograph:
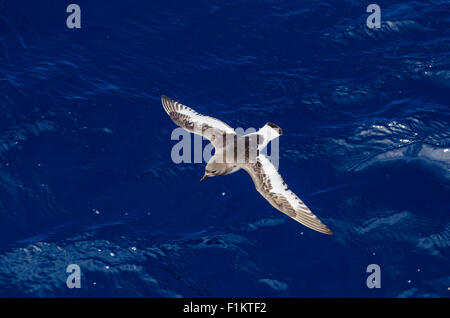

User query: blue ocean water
[0,0,449,297]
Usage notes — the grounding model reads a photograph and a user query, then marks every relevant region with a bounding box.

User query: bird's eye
[211,170,216,174]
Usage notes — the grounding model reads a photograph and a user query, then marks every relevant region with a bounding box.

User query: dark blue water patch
[0,0,449,297]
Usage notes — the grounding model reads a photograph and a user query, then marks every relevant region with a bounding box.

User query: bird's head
[200,161,226,183]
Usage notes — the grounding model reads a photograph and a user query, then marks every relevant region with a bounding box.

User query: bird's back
[214,133,260,165]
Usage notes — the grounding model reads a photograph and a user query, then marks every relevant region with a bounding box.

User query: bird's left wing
[162,95,235,145]
[239,154,333,235]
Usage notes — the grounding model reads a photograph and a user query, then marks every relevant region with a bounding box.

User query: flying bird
[161,95,332,235]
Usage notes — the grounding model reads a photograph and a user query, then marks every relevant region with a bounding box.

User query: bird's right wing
[162,95,235,145]
[239,154,333,235]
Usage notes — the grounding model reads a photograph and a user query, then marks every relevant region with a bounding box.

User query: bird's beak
[200,175,209,183]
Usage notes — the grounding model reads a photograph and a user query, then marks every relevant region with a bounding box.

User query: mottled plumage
[162,95,332,235]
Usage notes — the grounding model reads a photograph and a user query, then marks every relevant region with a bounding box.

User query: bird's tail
[256,123,283,150]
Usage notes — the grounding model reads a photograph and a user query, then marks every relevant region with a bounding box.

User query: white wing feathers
[250,122,283,150]
[240,155,332,235]
[162,95,235,143]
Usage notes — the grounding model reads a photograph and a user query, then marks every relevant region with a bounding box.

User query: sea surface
[0,0,449,297]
